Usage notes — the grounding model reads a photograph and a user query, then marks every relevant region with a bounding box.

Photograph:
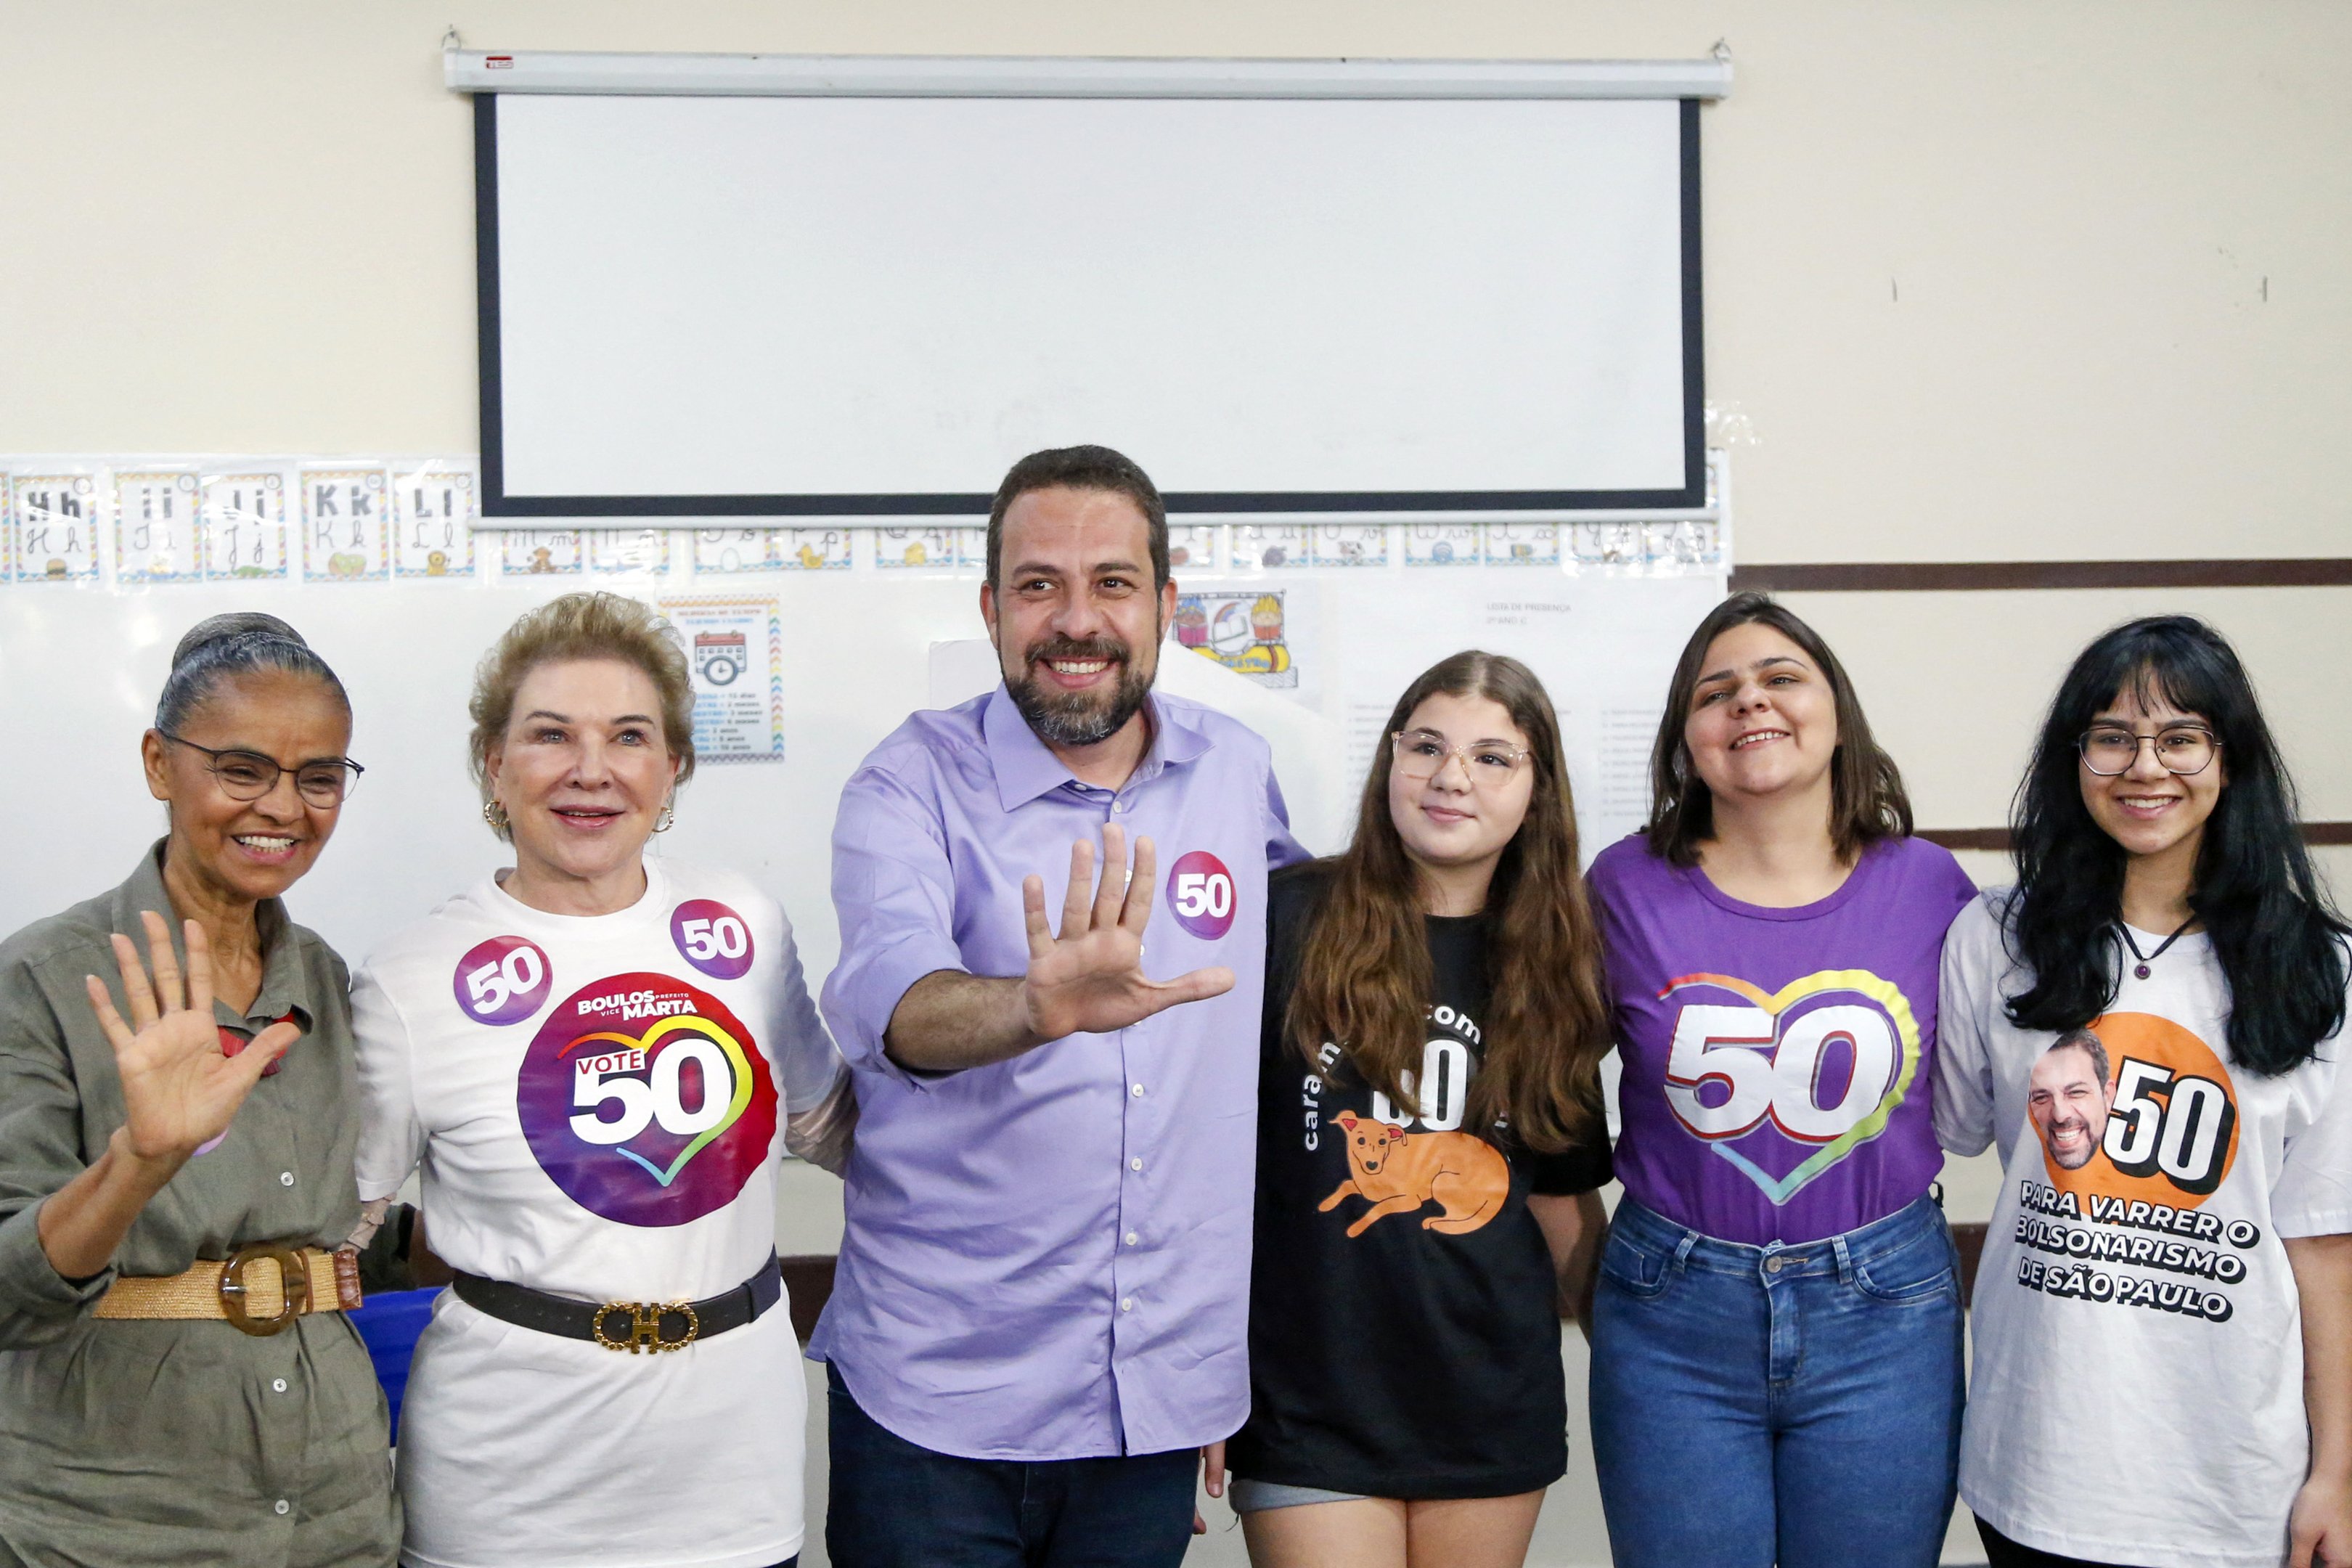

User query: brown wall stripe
[1728,560,2352,593]
[1919,824,2352,852]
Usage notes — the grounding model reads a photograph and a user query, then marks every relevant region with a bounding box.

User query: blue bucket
[349,1286,439,1438]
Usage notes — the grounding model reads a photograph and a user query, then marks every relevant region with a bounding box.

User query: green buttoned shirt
[0,843,400,1567]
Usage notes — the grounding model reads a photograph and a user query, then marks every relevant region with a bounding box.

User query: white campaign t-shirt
[1937,892,2352,1568]
[353,858,841,1568]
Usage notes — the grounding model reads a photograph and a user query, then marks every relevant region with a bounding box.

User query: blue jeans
[1588,1193,1964,1568]
[824,1365,1199,1568]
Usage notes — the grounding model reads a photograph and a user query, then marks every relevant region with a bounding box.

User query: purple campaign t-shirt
[1590,832,1977,1246]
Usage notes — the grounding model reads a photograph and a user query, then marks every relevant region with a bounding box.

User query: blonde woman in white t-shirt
[351,593,849,1568]
[1936,614,2352,1568]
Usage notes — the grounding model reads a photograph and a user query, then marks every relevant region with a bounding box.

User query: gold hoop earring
[482,799,510,832]
[653,802,675,834]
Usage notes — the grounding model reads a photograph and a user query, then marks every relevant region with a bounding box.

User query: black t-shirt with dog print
[1229,862,1613,1500]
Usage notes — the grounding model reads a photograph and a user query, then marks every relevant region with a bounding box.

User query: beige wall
[7,1,2345,825]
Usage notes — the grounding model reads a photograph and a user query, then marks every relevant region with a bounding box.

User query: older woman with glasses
[0,612,400,1567]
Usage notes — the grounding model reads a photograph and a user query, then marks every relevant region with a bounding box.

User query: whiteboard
[0,568,1719,984]
[481,93,1703,517]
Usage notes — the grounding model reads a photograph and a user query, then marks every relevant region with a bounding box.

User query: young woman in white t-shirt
[1936,615,2352,1568]
[351,593,850,1568]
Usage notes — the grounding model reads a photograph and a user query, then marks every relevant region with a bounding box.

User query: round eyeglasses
[2077,725,2219,777]
[1391,730,1530,785]
[158,732,364,807]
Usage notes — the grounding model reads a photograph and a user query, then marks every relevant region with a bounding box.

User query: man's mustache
[1024,635,1130,666]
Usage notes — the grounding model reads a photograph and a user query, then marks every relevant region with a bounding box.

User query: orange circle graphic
[2037,1011,2239,1209]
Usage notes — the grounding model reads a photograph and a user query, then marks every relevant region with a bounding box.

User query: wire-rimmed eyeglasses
[157,732,364,807]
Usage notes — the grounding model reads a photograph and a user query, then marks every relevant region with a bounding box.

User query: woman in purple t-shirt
[1585,592,1978,1568]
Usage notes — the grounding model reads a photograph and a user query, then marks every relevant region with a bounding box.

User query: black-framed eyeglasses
[2077,724,2220,777]
[158,732,364,807]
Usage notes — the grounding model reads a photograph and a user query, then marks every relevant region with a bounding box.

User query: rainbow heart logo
[1658,968,1922,1205]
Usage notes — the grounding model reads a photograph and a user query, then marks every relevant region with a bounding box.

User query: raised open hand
[83,912,300,1164]
[1018,824,1235,1043]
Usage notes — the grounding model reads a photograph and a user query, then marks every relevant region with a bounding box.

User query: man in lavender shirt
[814,445,1307,1567]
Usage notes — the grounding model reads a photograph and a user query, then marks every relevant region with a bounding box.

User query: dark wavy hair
[1644,592,1912,866]
[2004,615,2348,1077]
[1287,651,1611,1151]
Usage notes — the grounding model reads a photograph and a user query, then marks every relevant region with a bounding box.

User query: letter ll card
[393,465,478,579]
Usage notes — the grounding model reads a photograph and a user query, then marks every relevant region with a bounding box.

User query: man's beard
[2044,1114,2098,1170]
[1006,633,1154,748]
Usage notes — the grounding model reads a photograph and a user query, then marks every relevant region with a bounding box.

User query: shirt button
[1129,1157,1143,1172]
[273,1500,290,1516]
[1119,1297,1133,1312]
[271,1378,288,1393]
[1124,1231,1139,1246]
[278,1171,295,1187]
[1130,1083,1145,1098]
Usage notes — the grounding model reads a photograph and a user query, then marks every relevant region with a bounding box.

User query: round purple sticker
[452,936,553,1026]
[671,899,755,981]
[1164,851,1238,941]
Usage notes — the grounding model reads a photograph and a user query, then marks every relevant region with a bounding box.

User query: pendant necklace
[2120,915,2196,981]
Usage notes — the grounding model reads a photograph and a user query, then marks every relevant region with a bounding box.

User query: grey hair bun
[156,613,347,732]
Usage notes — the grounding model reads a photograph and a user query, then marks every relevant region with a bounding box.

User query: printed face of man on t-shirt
[2027,1038,2113,1171]
[982,486,1175,749]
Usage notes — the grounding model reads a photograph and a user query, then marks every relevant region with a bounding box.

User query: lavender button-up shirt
[813,685,1307,1461]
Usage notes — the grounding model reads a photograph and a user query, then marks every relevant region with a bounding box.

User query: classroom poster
[1231,524,1310,570]
[586,528,671,576]
[780,528,854,571]
[393,465,478,579]
[499,529,584,578]
[1484,522,1559,566]
[693,528,781,574]
[1172,589,1297,689]
[1166,525,1221,572]
[1310,523,1389,568]
[301,467,391,581]
[12,473,102,583]
[113,471,203,584]
[1404,523,1480,566]
[654,596,785,763]
[200,471,290,580]
[873,526,981,569]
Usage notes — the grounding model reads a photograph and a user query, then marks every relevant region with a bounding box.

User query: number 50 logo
[452,936,553,1026]
[671,899,755,980]
[1165,851,1237,940]
[1665,1002,1903,1144]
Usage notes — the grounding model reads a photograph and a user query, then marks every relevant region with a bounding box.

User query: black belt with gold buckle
[451,1254,782,1355]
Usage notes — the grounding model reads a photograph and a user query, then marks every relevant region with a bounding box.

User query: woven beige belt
[93,1244,362,1336]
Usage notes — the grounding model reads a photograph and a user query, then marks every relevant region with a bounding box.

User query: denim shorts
[1227,1479,1370,1514]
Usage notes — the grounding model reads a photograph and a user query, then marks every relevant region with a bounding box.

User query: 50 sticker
[671,898,754,981]
[1166,851,1236,940]
[516,971,777,1226]
[452,936,552,1026]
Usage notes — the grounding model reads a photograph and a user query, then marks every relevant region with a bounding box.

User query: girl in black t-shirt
[1223,650,1615,1568]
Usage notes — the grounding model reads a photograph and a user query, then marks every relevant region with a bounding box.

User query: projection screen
[476,87,1704,518]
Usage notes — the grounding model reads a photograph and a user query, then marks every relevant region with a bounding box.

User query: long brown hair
[1288,651,1610,1152]
[1644,592,1911,867]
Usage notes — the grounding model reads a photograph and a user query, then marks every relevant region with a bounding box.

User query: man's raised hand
[1018,824,1234,1042]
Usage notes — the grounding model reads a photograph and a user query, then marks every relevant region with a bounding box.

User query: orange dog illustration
[1320,1111,1509,1237]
